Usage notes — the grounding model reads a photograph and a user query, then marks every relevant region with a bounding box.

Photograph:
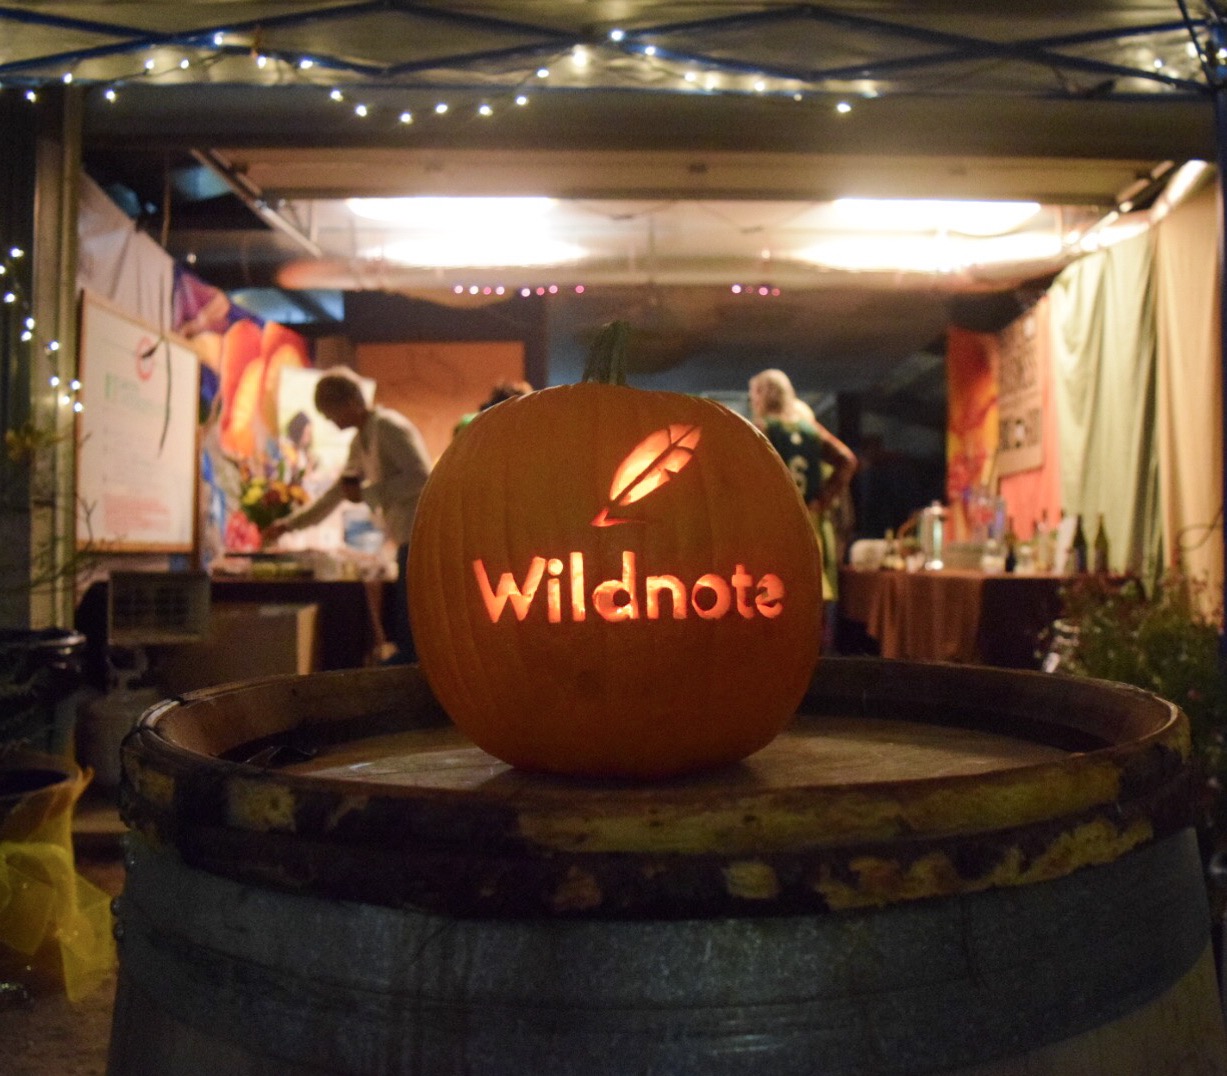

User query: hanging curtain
[77,174,173,331]
[1154,178,1223,621]
[1048,231,1161,581]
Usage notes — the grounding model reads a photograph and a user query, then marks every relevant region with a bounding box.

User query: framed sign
[996,312,1043,478]
[77,290,200,553]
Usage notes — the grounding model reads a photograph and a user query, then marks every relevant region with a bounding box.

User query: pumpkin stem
[583,321,630,386]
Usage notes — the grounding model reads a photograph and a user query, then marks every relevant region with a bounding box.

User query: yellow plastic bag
[0,755,117,1000]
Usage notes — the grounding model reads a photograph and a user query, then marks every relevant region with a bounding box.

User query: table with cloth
[837,567,1065,668]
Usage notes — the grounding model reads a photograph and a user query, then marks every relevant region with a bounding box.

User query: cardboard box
[156,602,320,694]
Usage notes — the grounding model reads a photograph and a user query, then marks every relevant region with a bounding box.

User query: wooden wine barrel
[108,658,1227,1075]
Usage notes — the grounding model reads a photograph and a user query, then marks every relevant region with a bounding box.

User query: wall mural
[172,269,313,554]
[945,326,999,544]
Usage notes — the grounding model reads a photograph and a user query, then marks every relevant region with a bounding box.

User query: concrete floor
[0,785,125,1076]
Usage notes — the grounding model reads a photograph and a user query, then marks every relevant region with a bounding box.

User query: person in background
[263,366,432,664]
[453,378,533,437]
[748,368,859,648]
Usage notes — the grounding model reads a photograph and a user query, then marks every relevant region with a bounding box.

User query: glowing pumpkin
[408,323,822,779]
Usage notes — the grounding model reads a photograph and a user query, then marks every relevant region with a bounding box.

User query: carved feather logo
[592,423,701,527]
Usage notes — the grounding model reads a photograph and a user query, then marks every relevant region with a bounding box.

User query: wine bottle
[1070,514,1088,574]
[1093,513,1110,574]
[1003,515,1018,573]
[1034,510,1052,572]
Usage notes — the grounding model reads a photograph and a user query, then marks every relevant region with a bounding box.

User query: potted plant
[1046,570,1227,888]
[1,420,93,760]
[0,422,113,1001]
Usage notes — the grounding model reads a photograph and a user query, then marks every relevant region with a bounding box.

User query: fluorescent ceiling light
[796,232,1064,273]
[829,198,1042,236]
[347,196,556,225]
[374,236,587,268]
[349,196,584,267]
[1155,159,1210,211]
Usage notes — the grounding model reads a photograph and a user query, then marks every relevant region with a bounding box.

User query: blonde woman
[748,368,858,645]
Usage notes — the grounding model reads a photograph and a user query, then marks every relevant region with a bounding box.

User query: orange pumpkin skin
[408,383,823,779]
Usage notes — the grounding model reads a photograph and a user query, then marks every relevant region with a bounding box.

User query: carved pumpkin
[408,323,822,779]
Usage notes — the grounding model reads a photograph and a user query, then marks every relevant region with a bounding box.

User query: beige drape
[1048,231,1161,582]
[1154,179,1224,622]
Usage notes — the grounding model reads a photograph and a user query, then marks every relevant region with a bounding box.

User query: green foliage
[1055,572,1227,831]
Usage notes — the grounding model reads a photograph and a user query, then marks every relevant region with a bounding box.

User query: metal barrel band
[113,828,1210,1076]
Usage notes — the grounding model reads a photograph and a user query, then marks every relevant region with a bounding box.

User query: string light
[730,284,782,297]
[1,245,80,412]
[21,30,905,138]
[5,13,1208,126]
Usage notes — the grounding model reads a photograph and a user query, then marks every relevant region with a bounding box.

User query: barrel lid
[119,657,1191,918]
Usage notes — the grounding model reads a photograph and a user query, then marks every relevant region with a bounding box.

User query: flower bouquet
[227,455,308,547]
